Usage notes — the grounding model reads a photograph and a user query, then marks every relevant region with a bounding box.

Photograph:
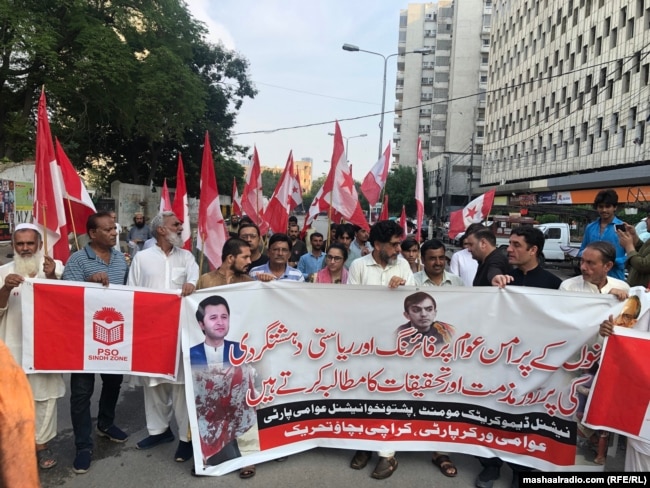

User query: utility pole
[443,155,451,222]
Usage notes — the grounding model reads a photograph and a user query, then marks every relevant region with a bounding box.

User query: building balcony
[481,25,491,35]
[481,45,490,54]
[395,101,403,112]
[393,146,400,155]
[393,132,401,141]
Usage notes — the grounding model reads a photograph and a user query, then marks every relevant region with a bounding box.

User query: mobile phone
[615,223,626,232]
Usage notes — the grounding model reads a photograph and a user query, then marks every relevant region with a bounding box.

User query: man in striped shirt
[62,211,129,474]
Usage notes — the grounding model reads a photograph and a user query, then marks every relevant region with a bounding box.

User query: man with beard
[227,214,241,237]
[297,232,325,280]
[348,219,414,480]
[0,223,64,470]
[197,238,254,288]
[62,211,130,474]
[465,228,512,287]
[287,223,307,268]
[238,223,268,269]
[127,211,199,463]
[127,212,152,253]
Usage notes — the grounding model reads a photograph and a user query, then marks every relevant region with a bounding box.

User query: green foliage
[261,169,281,198]
[384,166,418,216]
[302,174,328,209]
[0,0,256,195]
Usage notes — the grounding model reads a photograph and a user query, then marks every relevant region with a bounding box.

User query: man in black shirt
[465,228,511,286]
[491,226,562,289]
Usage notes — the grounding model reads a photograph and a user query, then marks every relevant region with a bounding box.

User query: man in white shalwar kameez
[127,211,198,463]
[0,223,64,469]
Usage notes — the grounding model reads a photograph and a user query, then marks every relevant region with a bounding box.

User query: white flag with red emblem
[21,280,181,379]
[160,178,172,212]
[448,189,496,239]
[265,151,303,234]
[231,177,242,216]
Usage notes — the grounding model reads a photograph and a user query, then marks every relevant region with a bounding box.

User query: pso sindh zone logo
[93,307,124,346]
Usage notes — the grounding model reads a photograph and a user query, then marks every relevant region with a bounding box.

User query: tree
[0,0,256,196]
[384,166,418,216]
[261,169,281,198]
[302,174,328,210]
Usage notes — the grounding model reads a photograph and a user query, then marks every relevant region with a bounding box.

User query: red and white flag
[360,143,391,207]
[172,154,191,250]
[231,177,242,217]
[160,178,172,212]
[34,90,69,263]
[584,326,650,442]
[379,193,389,221]
[399,205,407,239]
[321,122,369,230]
[242,146,267,233]
[54,138,96,236]
[415,137,424,242]
[21,280,181,379]
[265,151,302,234]
[196,132,229,269]
[448,189,496,239]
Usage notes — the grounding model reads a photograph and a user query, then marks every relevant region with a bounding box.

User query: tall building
[483,0,650,196]
[294,158,313,193]
[394,1,490,218]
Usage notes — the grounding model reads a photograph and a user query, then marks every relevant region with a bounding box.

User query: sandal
[350,450,372,470]
[37,448,57,470]
[371,456,398,479]
[239,465,256,479]
[432,454,457,477]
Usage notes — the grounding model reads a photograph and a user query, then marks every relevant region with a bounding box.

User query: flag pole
[326,190,334,248]
[65,193,80,251]
[198,231,206,272]
[41,204,49,256]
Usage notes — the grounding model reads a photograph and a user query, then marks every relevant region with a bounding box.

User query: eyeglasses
[239,234,259,240]
[326,255,344,262]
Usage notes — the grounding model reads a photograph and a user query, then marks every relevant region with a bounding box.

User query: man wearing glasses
[249,233,304,282]
[347,219,414,479]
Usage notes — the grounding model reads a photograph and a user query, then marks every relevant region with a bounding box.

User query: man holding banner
[62,212,129,474]
[0,223,64,470]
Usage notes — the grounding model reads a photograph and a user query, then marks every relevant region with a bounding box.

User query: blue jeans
[70,373,123,451]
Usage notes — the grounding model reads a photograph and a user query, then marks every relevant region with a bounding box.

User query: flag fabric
[301,183,324,237]
[415,137,424,242]
[21,280,181,379]
[320,122,369,230]
[265,151,302,234]
[34,90,69,263]
[196,132,229,269]
[583,326,650,442]
[54,138,96,236]
[231,177,242,217]
[360,144,391,207]
[399,206,407,239]
[448,189,496,239]
[172,154,191,250]
[379,194,389,221]
[160,178,172,212]
[242,146,267,233]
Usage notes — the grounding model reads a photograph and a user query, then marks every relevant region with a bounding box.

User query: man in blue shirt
[249,233,304,282]
[578,189,626,280]
[62,212,129,474]
[297,232,325,279]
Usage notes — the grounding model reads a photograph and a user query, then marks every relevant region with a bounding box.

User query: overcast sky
[185,0,411,182]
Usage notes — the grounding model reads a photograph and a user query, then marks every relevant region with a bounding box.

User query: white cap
[14,223,42,236]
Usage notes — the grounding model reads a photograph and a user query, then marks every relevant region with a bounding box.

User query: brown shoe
[371,456,398,479]
[350,450,372,469]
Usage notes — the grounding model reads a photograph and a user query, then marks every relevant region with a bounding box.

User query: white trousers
[34,398,58,445]
[378,450,395,457]
[143,383,190,442]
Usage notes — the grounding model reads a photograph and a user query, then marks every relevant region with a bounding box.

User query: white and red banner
[181,283,644,476]
[265,151,302,234]
[160,178,172,212]
[21,280,182,379]
[583,291,650,441]
[360,143,391,207]
[448,189,496,239]
[231,177,242,217]
[242,146,267,233]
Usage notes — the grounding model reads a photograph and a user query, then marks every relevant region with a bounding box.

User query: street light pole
[342,43,432,160]
[328,132,367,165]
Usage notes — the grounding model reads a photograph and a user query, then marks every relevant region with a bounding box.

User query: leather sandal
[239,465,256,479]
[371,456,398,479]
[37,448,57,470]
[432,454,457,477]
[350,450,372,470]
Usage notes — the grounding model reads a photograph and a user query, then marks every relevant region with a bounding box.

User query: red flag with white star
[320,122,369,230]
[265,150,302,234]
[448,189,496,239]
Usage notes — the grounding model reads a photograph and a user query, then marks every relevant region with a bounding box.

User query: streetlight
[328,132,367,164]
[342,43,433,159]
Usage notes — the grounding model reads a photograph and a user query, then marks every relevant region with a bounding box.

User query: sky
[185,0,410,182]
